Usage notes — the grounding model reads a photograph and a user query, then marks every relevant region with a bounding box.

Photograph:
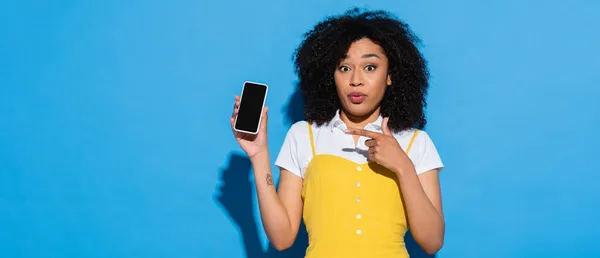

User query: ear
[387,74,392,86]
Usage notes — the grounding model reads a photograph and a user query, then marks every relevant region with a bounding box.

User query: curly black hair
[293,8,430,132]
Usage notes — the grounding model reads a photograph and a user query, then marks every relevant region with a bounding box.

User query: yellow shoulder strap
[308,123,316,157]
[405,129,420,154]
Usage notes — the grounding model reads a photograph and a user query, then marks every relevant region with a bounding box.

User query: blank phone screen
[235,82,267,133]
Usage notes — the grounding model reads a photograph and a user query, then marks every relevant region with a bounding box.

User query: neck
[339,107,381,129]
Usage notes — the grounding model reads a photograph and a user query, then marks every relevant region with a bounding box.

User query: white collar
[327,110,383,132]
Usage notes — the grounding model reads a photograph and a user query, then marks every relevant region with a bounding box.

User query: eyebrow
[362,53,381,59]
[342,53,381,60]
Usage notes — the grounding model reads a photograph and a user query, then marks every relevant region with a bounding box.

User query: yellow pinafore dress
[302,123,420,258]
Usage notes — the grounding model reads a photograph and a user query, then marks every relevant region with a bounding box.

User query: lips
[348,92,367,104]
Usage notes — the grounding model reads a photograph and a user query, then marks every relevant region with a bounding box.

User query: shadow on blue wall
[215,85,434,257]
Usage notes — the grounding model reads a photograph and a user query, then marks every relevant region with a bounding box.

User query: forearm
[250,151,295,249]
[395,168,444,254]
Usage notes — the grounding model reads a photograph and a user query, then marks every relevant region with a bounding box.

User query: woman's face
[334,38,392,119]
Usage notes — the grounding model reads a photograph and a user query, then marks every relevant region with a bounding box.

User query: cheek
[334,73,349,94]
[335,86,349,105]
[366,75,388,99]
[334,72,345,87]
[369,88,386,106]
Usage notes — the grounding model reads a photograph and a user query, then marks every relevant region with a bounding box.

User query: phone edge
[233,81,269,135]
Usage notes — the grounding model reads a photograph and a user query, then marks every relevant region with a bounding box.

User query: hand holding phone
[230,81,269,157]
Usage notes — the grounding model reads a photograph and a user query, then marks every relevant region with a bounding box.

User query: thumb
[381,117,392,135]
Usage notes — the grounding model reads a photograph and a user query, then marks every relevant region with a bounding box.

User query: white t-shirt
[274,111,444,178]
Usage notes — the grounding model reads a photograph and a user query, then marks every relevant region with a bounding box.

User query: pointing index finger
[344,128,382,139]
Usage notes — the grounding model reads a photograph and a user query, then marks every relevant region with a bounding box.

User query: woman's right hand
[230,95,269,158]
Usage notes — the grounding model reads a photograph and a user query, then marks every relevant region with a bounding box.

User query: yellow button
[356,182,361,187]
[356,166,362,172]
[356,229,362,234]
[356,214,361,219]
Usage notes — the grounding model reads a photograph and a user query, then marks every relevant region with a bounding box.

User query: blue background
[1,0,599,257]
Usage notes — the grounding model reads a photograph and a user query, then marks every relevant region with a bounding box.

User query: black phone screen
[235,82,267,133]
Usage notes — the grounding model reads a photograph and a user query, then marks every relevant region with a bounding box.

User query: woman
[230,8,445,258]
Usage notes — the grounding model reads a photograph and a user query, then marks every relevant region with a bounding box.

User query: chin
[343,104,377,118]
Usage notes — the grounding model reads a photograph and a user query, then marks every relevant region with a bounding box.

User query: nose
[350,72,363,87]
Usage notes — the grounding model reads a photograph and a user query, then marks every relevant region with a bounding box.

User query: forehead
[343,38,385,58]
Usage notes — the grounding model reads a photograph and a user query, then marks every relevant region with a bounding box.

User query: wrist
[250,149,270,165]
[393,163,416,178]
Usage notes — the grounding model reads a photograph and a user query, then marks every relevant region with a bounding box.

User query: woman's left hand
[345,117,415,175]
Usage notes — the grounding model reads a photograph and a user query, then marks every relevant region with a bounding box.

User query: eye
[365,65,377,71]
[339,66,351,72]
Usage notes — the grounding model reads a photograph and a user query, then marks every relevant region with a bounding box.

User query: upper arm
[273,122,310,235]
[418,169,444,218]
[274,122,309,178]
[277,168,304,236]
[414,131,444,217]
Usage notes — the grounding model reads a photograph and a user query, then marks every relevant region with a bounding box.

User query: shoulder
[285,121,311,138]
[413,129,435,144]
[413,129,437,149]
[394,128,439,154]
[392,128,434,142]
[391,128,418,142]
[285,120,330,136]
[394,128,444,174]
[280,121,315,148]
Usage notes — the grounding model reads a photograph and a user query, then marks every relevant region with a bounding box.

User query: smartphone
[234,81,268,134]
